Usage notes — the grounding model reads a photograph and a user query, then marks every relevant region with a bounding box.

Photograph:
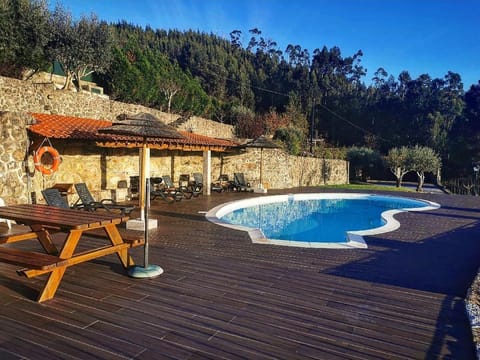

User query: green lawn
[322,182,415,192]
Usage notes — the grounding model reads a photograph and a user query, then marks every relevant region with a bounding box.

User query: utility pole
[310,98,315,154]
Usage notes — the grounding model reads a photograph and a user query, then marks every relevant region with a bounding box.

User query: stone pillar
[203,150,211,196]
[0,112,33,204]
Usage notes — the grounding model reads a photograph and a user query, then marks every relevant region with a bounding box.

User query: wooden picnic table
[0,204,143,302]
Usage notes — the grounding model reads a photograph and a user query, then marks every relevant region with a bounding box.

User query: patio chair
[41,188,73,209]
[233,173,252,192]
[192,173,204,193]
[74,183,135,216]
[179,174,201,197]
[211,174,234,192]
[129,175,139,199]
[159,175,187,200]
[149,177,178,203]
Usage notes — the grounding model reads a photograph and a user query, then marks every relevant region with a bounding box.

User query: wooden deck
[0,188,478,359]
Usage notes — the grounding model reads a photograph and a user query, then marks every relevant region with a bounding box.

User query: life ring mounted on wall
[33,145,61,175]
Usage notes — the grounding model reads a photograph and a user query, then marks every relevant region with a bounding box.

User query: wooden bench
[0,227,144,274]
[0,247,66,270]
[0,224,38,243]
[83,228,145,248]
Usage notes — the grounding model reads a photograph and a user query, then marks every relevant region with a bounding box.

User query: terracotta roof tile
[29,113,237,149]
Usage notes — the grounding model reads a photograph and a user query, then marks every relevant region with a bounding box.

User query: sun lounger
[233,173,252,192]
[74,183,135,216]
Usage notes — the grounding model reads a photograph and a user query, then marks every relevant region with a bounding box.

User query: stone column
[203,150,211,196]
[0,112,33,204]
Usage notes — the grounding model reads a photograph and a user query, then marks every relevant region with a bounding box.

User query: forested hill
[103,23,480,176]
[1,1,480,177]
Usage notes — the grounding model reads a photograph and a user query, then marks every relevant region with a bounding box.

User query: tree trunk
[62,72,72,90]
[396,177,402,187]
[75,72,82,93]
[416,171,425,192]
[395,167,402,187]
[167,94,173,113]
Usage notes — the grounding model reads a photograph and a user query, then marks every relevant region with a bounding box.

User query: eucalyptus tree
[47,4,112,91]
[447,82,480,176]
[229,30,242,49]
[424,72,464,157]
[310,46,367,146]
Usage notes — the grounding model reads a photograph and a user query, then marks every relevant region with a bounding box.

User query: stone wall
[21,140,346,206]
[0,75,233,139]
[0,76,349,205]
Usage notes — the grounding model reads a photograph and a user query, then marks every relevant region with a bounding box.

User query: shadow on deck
[0,188,477,359]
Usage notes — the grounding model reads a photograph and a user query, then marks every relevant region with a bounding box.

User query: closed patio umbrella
[242,136,280,190]
[98,112,184,278]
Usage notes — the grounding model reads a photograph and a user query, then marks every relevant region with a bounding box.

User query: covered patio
[0,188,477,359]
[27,112,239,201]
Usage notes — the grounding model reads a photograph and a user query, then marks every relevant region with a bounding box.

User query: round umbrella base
[128,264,164,278]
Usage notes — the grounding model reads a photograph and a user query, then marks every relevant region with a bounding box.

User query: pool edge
[205,193,440,249]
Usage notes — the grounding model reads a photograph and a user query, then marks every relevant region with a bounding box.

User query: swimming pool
[205,193,440,248]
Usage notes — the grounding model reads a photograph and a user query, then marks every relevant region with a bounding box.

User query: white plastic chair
[0,198,11,229]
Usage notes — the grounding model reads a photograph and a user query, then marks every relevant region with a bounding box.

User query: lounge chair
[192,173,204,193]
[160,175,188,200]
[42,188,73,209]
[211,174,234,192]
[150,177,178,203]
[129,176,176,203]
[74,183,135,216]
[129,175,140,199]
[179,174,201,197]
[233,173,252,192]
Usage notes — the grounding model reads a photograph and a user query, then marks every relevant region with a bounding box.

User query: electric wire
[202,65,389,143]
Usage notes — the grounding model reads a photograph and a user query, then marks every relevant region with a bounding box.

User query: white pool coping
[205,193,440,249]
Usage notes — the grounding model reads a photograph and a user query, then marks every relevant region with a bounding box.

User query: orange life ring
[33,146,61,175]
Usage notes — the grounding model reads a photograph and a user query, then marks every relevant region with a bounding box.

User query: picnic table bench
[0,204,145,302]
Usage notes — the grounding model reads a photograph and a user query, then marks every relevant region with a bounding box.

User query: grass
[322,182,415,192]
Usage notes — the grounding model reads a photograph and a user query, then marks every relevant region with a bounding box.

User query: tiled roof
[28,113,237,150]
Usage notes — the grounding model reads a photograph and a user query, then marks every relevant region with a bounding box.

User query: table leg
[36,229,82,302]
[37,267,66,302]
[30,224,59,255]
[103,224,135,268]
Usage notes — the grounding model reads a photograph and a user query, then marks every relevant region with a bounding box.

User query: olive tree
[346,146,383,182]
[385,146,411,187]
[0,0,50,78]
[273,127,305,155]
[47,4,112,91]
[408,145,441,192]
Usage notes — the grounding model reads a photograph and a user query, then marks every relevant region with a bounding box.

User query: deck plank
[0,189,477,358]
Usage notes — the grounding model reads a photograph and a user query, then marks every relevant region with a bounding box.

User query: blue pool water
[215,194,437,245]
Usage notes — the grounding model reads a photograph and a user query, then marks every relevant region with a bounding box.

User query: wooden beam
[96,141,229,152]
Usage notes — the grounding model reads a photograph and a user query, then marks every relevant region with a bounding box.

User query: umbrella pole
[260,148,263,188]
[127,159,164,278]
[139,144,147,220]
[144,177,150,267]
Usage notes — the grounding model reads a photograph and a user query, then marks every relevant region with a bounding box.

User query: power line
[203,67,289,97]
[316,102,389,143]
[202,65,389,143]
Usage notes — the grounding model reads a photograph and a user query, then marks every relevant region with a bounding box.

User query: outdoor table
[0,204,138,302]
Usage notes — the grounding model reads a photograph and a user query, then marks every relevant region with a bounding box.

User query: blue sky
[58,0,479,89]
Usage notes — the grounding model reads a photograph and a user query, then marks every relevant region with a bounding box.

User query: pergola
[28,112,238,197]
